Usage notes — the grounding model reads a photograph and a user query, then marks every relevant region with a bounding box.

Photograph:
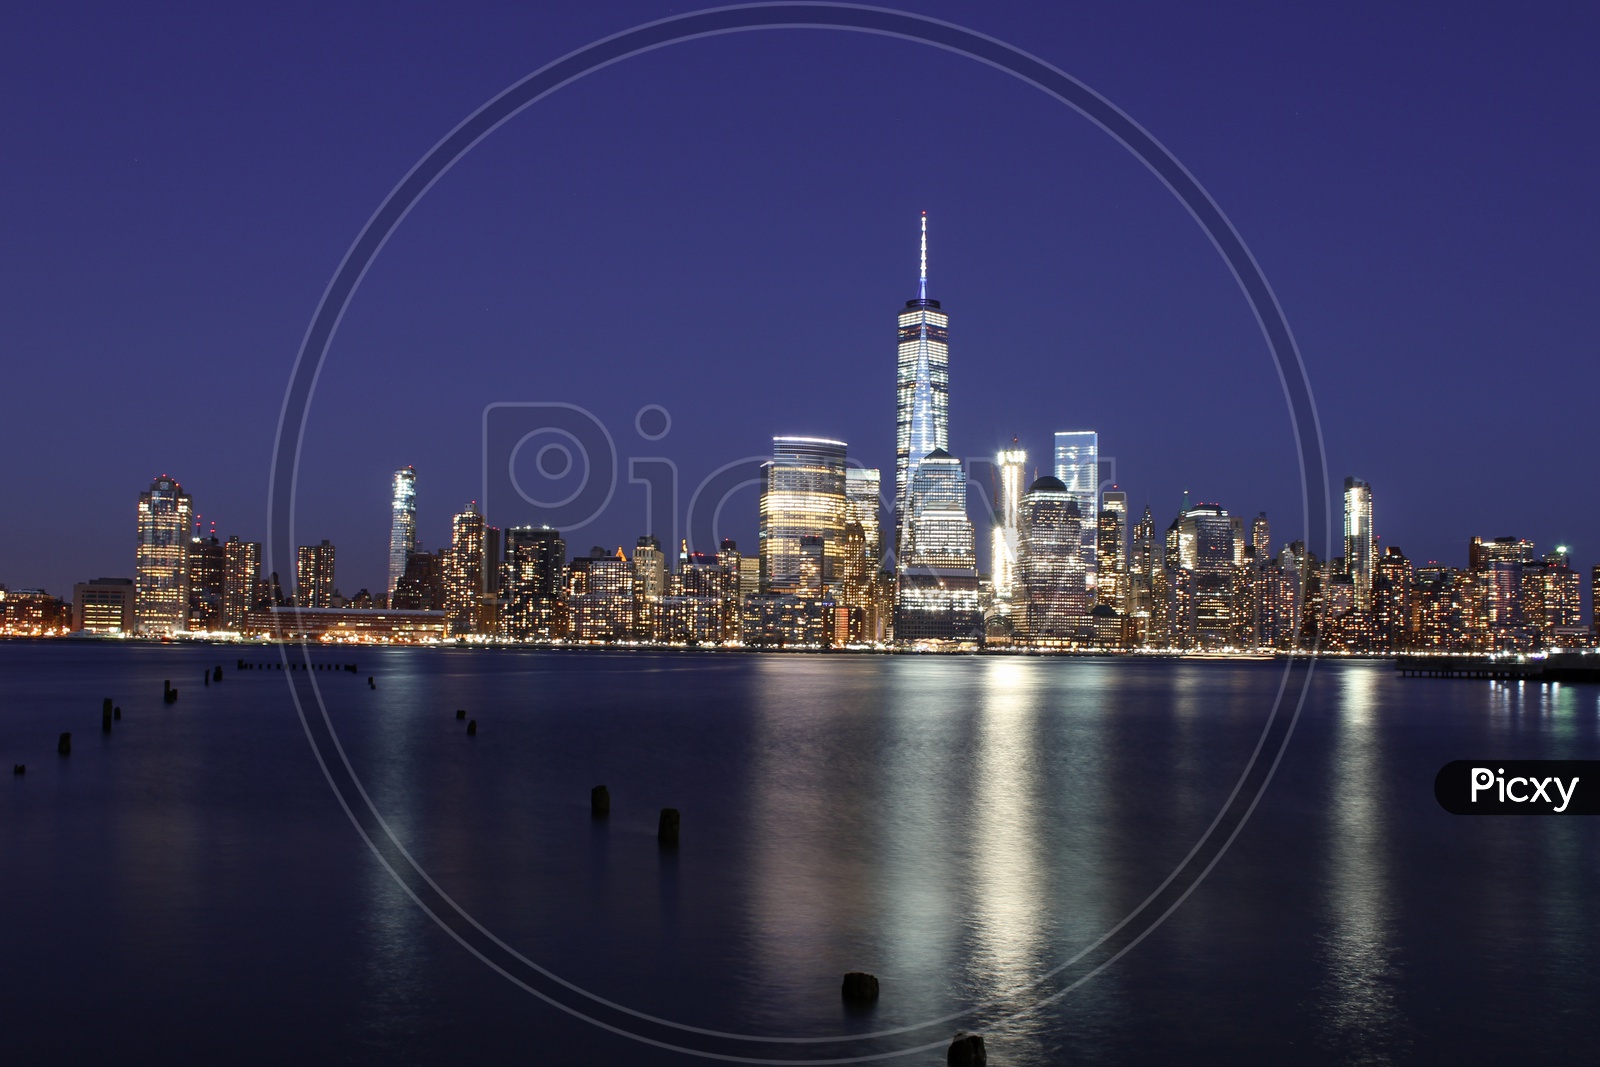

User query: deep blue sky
[3,2,1596,600]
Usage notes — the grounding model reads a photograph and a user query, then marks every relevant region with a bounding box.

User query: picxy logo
[1469,767,1579,812]
[1436,760,1597,815]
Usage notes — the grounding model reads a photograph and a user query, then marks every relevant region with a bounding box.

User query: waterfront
[2,643,1598,1064]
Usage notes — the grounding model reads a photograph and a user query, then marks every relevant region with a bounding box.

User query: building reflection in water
[1319,662,1406,1056]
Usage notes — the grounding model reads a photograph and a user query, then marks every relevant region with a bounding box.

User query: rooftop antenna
[919,211,928,301]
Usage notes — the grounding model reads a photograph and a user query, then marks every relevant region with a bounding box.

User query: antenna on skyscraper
[919,211,928,301]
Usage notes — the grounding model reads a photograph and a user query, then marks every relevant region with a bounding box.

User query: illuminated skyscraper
[759,437,848,595]
[844,467,883,566]
[388,466,417,598]
[895,213,949,556]
[501,526,565,640]
[221,536,259,632]
[1252,512,1270,558]
[1097,488,1128,611]
[445,503,486,636]
[187,532,224,630]
[633,534,667,640]
[895,450,982,642]
[991,445,1026,607]
[1016,476,1086,642]
[295,540,336,609]
[1343,477,1374,610]
[842,468,885,640]
[134,475,192,634]
[1052,432,1099,532]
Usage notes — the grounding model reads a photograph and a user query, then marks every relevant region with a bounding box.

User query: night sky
[3,2,1596,603]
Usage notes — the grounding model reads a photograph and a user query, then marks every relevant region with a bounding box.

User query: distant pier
[1396,653,1600,683]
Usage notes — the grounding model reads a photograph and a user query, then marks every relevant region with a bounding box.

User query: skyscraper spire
[919,211,928,301]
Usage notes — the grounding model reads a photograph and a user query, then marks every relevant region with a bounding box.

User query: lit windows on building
[1015,476,1086,644]
[567,547,632,642]
[1052,430,1099,538]
[759,437,848,596]
[445,504,486,636]
[187,534,225,630]
[388,466,417,599]
[990,445,1027,611]
[221,537,259,632]
[72,578,135,634]
[1343,477,1374,611]
[895,214,950,554]
[502,526,566,640]
[295,540,336,610]
[134,475,192,635]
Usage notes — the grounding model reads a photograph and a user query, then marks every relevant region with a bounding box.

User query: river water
[1,643,1596,1064]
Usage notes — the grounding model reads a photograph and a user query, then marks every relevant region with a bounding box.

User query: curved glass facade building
[759,437,848,595]
[388,466,417,598]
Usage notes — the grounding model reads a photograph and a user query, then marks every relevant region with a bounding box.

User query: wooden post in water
[591,785,610,816]
[658,808,680,846]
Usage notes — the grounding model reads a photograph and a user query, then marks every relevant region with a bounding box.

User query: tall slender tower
[1343,477,1374,610]
[991,444,1027,604]
[895,212,950,560]
[134,475,192,635]
[388,466,417,598]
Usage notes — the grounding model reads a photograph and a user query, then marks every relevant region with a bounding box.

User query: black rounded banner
[1435,761,1597,815]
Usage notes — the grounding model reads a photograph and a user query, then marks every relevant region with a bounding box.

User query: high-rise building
[759,437,848,595]
[1130,506,1156,580]
[1412,565,1473,651]
[894,213,950,556]
[1522,547,1581,646]
[1372,546,1413,651]
[632,534,667,640]
[222,537,260,632]
[1252,512,1270,559]
[187,533,225,630]
[388,466,417,598]
[1172,502,1236,649]
[72,578,135,634]
[295,540,336,609]
[134,475,192,635]
[991,445,1026,610]
[1343,477,1374,611]
[844,467,883,566]
[895,450,982,643]
[1052,431,1100,535]
[502,526,566,640]
[1097,488,1128,612]
[1592,566,1600,643]
[392,550,446,611]
[1468,536,1535,649]
[567,547,632,642]
[445,504,486,636]
[1016,476,1086,642]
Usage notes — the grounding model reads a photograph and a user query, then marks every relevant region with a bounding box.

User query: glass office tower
[895,213,950,556]
[1052,431,1099,526]
[388,466,417,598]
[1343,477,1374,611]
[759,437,848,595]
[991,445,1027,605]
[134,475,192,634]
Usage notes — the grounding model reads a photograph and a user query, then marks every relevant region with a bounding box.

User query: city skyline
[3,211,1590,653]
[3,5,1594,606]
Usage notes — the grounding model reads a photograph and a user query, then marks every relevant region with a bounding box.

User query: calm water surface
[1,643,1597,1064]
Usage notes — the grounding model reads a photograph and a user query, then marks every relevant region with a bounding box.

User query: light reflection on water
[1319,661,1406,1062]
[3,644,1599,1065]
